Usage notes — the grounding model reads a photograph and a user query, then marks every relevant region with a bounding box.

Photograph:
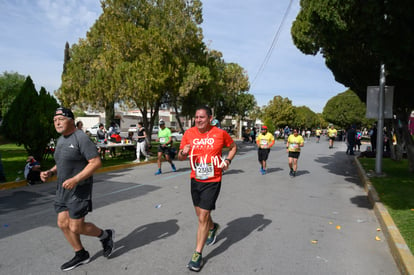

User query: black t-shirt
[137,128,146,142]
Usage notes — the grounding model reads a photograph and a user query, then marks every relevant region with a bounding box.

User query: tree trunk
[105,102,115,128]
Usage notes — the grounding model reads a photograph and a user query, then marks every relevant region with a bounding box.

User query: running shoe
[206,223,220,246]
[60,250,90,271]
[154,169,162,175]
[289,170,294,177]
[187,251,203,272]
[101,229,115,258]
[171,163,177,172]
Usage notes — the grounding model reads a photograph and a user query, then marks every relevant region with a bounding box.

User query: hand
[182,144,191,155]
[62,178,78,190]
[40,170,54,182]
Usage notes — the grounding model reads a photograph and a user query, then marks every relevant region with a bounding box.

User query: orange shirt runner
[180,126,234,182]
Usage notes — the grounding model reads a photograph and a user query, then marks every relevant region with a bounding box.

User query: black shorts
[258,148,270,161]
[55,199,92,219]
[288,151,300,159]
[158,145,171,155]
[54,183,93,219]
[191,178,221,211]
[329,137,336,141]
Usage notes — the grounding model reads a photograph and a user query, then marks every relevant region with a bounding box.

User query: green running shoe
[187,251,203,272]
[206,223,220,246]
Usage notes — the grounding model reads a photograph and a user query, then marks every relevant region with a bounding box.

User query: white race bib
[160,137,166,144]
[260,139,268,146]
[195,163,214,180]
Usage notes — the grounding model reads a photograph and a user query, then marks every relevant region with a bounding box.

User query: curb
[355,157,414,275]
[0,159,157,191]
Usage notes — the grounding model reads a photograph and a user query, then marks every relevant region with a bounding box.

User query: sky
[0,0,346,113]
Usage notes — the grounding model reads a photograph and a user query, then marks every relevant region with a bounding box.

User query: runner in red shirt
[178,106,237,272]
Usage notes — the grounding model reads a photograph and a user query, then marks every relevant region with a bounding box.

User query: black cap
[54,107,74,120]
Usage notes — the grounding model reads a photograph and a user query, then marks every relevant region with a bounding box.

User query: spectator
[76,121,83,131]
[346,125,356,155]
[369,124,377,152]
[96,123,107,159]
[24,156,42,185]
[355,128,362,152]
[133,122,149,163]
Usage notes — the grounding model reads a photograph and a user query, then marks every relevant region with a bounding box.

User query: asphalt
[0,138,412,274]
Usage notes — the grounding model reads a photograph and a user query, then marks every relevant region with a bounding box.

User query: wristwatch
[225,158,232,164]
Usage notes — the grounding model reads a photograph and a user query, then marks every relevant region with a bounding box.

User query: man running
[178,106,237,272]
[286,128,304,177]
[40,107,114,271]
[154,119,176,175]
[327,124,337,149]
[256,126,275,175]
[315,127,322,143]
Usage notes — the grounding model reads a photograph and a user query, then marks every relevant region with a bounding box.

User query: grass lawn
[358,158,414,254]
[0,142,180,183]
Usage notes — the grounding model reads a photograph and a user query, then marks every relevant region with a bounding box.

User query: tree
[291,0,414,171]
[0,71,26,119]
[292,106,318,130]
[322,89,373,129]
[0,76,59,160]
[261,96,295,128]
[58,0,206,137]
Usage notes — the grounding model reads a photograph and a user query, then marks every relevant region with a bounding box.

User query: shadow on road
[350,195,373,209]
[205,214,272,262]
[314,151,361,185]
[105,219,179,259]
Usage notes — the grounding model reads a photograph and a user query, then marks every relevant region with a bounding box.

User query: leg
[136,143,141,161]
[68,217,102,238]
[157,151,163,169]
[57,211,84,252]
[194,206,213,254]
[293,158,298,172]
[141,141,149,160]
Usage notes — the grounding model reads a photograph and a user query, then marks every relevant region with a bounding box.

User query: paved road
[0,138,399,275]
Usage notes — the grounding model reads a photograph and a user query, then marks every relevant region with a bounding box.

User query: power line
[251,0,294,88]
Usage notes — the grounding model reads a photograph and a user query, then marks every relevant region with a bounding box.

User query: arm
[222,142,237,170]
[62,156,102,190]
[178,144,191,161]
[162,136,173,147]
[269,138,275,148]
[40,165,57,182]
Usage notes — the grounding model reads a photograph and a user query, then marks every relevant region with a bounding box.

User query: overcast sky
[0,0,346,113]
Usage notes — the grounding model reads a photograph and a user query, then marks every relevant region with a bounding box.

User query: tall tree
[292,0,414,171]
[293,106,318,129]
[323,89,373,129]
[0,71,26,119]
[0,76,59,160]
[261,96,295,128]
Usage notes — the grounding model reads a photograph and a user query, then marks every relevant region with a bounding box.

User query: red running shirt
[180,126,234,182]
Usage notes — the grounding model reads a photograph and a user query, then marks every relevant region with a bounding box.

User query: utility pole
[375,63,385,175]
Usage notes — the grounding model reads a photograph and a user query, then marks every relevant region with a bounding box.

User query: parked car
[128,124,137,132]
[171,132,183,142]
[152,126,159,133]
[86,124,100,136]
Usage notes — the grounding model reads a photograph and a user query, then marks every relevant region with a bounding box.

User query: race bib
[260,139,268,147]
[289,143,299,150]
[160,137,166,144]
[195,163,214,180]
